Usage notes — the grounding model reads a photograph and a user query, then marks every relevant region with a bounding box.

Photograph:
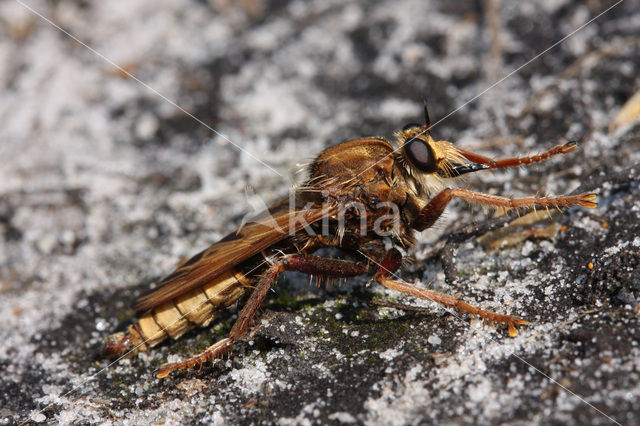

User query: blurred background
[1,0,639,424]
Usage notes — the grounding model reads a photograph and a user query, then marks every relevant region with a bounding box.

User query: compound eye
[404,138,437,172]
[402,122,422,131]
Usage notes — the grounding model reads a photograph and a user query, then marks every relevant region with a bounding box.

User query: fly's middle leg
[413,187,596,232]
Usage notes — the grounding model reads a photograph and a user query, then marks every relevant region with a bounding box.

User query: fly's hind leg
[157,262,283,378]
[373,250,528,336]
[157,255,366,378]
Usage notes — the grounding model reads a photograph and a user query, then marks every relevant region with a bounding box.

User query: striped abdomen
[103,269,253,358]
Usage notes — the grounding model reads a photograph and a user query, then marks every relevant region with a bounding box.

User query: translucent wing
[134,196,335,313]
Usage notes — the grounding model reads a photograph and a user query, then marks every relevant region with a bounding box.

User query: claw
[506,318,529,337]
[157,363,180,379]
[579,193,598,209]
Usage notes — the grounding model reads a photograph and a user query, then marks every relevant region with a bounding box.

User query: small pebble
[30,412,46,423]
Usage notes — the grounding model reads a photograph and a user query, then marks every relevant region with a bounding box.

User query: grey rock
[1,0,639,425]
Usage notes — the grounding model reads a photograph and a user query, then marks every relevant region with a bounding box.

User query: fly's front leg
[157,255,366,378]
[413,188,596,231]
[373,250,528,336]
[458,142,580,170]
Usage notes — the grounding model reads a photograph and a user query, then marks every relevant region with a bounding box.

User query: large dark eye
[404,138,436,172]
[402,122,422,131]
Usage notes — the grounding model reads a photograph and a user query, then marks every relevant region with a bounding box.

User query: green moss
[116,310,135,323]
[268,289,311,312]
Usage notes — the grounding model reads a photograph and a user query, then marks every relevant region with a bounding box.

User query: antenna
[423,100,431,131]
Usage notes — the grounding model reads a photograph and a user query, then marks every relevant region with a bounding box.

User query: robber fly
[104,105,596,378]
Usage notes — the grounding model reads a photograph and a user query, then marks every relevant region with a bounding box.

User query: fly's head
[394,104,489,198]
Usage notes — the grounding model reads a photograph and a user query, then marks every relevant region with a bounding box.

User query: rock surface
[1,0,639,424]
